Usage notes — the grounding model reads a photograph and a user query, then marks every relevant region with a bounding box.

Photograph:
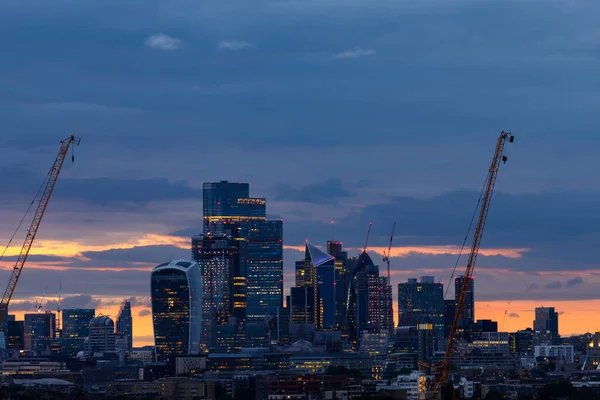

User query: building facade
[116,300,133,352]
[202,181,265,236]
[534,344,574,364]
[6,320,24,351]
[24,312,56,352]
[246,220,284,324]
[62,308,95,355]
[471,332,510,355]
[327,241,351,331]
[192,233,240,350]
[85,315,116,356]
[151,260,202,361]
[198,181,283,347]
[455,276,475,332]
[398,277,444,351]
[534,307,559,339]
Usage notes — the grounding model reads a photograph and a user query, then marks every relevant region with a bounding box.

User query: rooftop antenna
[331,220,335,242]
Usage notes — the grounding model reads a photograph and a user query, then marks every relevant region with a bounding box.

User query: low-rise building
[534,344,574,364]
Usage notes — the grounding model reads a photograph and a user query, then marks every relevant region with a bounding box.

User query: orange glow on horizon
[0,234,189,259]
[284,244,529,258]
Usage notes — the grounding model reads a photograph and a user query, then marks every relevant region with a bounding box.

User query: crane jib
[427,131,514,399]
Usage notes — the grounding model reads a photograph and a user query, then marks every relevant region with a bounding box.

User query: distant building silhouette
[455,276,475,333]
[116,300,133,352]
[534,306,559,341]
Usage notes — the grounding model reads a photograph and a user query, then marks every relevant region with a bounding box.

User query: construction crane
[382,222,396,331]
[427,131,514,399]
[0,135,80,326]
[34,283,48,312]
[382,222,396,282]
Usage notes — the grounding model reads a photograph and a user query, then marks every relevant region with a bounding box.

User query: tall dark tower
[455,276,475,331]
[534,307,559,339]
[327,241,350,331]
[116,300,133,352]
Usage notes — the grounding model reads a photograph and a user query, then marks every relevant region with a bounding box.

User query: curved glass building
[151,260,202,362]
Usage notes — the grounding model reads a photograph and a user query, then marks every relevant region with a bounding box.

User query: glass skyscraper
[6,319,24,351]
[246,220,283,323]
[327,242,349,331]
[191,233,241,350]
[62,308,95,355]
[151,260,202,361]
[455,275,475,331]
[202,181,266,235]
[24,312,56,352]
[347,251,391,347]
[397,276,444,351]
[304,243,336,329]
[116,300,133,352]
[197,181,283,345]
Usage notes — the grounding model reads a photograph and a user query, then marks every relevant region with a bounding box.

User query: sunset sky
[1,0,600,347]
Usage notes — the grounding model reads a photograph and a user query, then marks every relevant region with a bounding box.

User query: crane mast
[383,222,396,282]
[382,222,396,331]
[429,131,514,399]
[0,135,80,326]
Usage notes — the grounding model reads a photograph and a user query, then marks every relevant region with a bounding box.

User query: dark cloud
[9,268,150,300]
[544,281,562,290]
[169,225,202,238]
[0,168,203,207]
[0,0,599,314]
[271,179,354,205]
[527,284,539,291]
[138,309,152,317]
[566,277,584,287]
[9,295,102,312]
[1,255,67,263]
[81,245,187,264]
[508,313,520,318]
[336,191,600,248]
[125,297,150,308]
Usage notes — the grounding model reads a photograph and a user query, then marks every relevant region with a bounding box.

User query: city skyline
[0,179,596,348]
[1,0,600,347]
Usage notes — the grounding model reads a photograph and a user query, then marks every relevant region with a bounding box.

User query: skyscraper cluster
[150,181,398,359]
[152,181,283,358]
[289,242,394,350]
[148,180,567,368]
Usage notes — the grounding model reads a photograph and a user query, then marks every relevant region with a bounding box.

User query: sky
[1,0,600,346]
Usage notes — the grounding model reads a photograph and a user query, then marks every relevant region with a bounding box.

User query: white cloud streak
[144,33,181,50]
[334,46,376,59]
[218,39,254,51]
